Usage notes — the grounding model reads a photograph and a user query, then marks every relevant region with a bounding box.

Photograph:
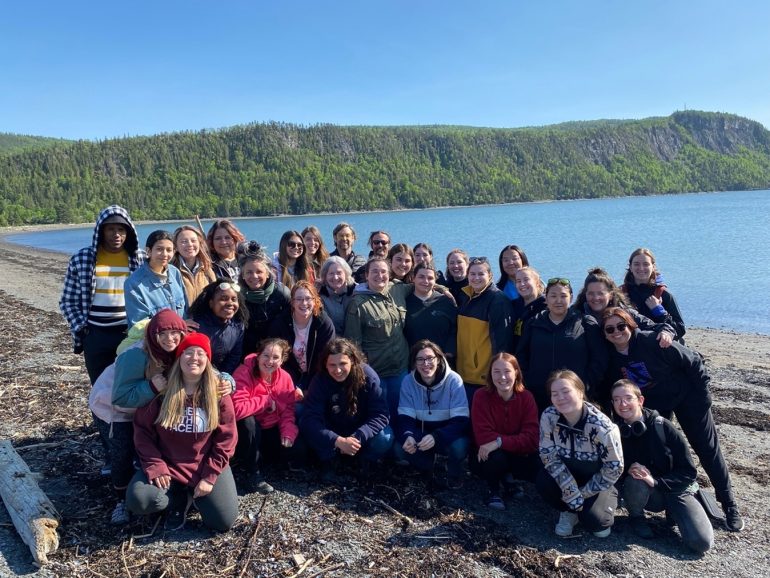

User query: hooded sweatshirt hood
[92,205,140,258]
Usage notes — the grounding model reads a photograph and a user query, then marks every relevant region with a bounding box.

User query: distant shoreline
[1,229,768,339]
[1,187,762,240]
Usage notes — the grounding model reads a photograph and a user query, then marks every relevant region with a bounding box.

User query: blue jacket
[194,310,245,375]
[124,263,187,328]
[396,363,469,446]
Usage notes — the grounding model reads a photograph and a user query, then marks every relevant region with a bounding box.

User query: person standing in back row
[60,205,144,384]
[60,205,144,476]
[329,222,367,274]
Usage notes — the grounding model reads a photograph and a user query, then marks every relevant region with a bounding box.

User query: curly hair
[189,280,249,325]
[320,338,368,417]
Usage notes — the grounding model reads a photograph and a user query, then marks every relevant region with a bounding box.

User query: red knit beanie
[176,332,212,361]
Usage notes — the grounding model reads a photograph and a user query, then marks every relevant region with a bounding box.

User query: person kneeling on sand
[126,333,238,532]
[611,379,714,554]
[89,310,188,525]
[395,340,470,490]
[232,338,307,495]
[536,370,623,538]
[299,338,393,483]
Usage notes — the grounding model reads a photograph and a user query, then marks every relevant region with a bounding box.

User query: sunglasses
[604,322,628,335]
[547,277,571,286]
[371,239,389,246]
[287,241,303,249]
[218,282,241,293]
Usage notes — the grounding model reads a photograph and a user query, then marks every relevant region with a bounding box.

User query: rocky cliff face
[671,111,770,154]
[570,111,770,166]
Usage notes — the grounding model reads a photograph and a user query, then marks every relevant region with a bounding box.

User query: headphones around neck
[620,419,647,438]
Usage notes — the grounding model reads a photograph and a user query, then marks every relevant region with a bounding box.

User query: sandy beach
[0,229,768,577]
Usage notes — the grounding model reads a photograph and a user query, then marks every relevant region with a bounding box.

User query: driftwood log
[0,439,60,565]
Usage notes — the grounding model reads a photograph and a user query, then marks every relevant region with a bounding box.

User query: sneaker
[593,527,612,538]
[110,501,129,525]
[165,492,193,531]
[629,515,654,539]
[246,471,274,494]
[555,511,579,537]
[724,504,744,532]
[487,494,505,511]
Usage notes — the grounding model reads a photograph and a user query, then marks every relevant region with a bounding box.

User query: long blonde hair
[156,356,221,431]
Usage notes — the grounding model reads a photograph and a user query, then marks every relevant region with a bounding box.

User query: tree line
[1,110,769,226]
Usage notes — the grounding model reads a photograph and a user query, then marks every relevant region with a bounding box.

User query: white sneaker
[593,527,612,538]
[555,511,579,537]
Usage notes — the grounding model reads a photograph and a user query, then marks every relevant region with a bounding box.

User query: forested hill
[0,133,70,156]
[1,110,769,225]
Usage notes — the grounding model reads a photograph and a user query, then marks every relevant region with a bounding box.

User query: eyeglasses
[287,242,303,249]
[604,322,628,335]
[218,282,241,293]
[415,355,437,365]
[547,277,571,286]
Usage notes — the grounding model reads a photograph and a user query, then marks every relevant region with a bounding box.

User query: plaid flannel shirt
[59,205,144,350]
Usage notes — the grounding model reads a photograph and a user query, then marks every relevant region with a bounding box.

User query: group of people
[59,204,742,553]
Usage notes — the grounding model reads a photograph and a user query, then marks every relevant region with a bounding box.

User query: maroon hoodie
[133,394,237,487]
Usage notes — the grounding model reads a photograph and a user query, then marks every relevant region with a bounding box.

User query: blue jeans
[361,426,394,462]
[309,425,394,463]
[394,435,470,478]
[380,373,408,420]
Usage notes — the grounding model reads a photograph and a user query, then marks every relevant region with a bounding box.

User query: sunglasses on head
[547,277,571,286]
[218,282,241,293]
[604,322,628,335]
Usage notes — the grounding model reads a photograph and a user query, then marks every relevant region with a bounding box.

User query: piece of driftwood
[0,439,60,565]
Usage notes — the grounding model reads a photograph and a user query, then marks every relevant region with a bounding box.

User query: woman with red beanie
[126,333,239,532]
[91,309,188,525]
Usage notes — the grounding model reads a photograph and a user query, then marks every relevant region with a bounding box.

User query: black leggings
[474,449,540,493]
[92,415,135,496]
[235,416,307,472]
[662,390,734,506]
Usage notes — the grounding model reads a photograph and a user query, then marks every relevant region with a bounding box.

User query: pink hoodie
[232,355,298,442]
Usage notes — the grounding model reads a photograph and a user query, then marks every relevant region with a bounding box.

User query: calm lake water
[8,189,770,334]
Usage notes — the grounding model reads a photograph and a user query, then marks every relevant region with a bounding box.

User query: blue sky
[2,1,768,140]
